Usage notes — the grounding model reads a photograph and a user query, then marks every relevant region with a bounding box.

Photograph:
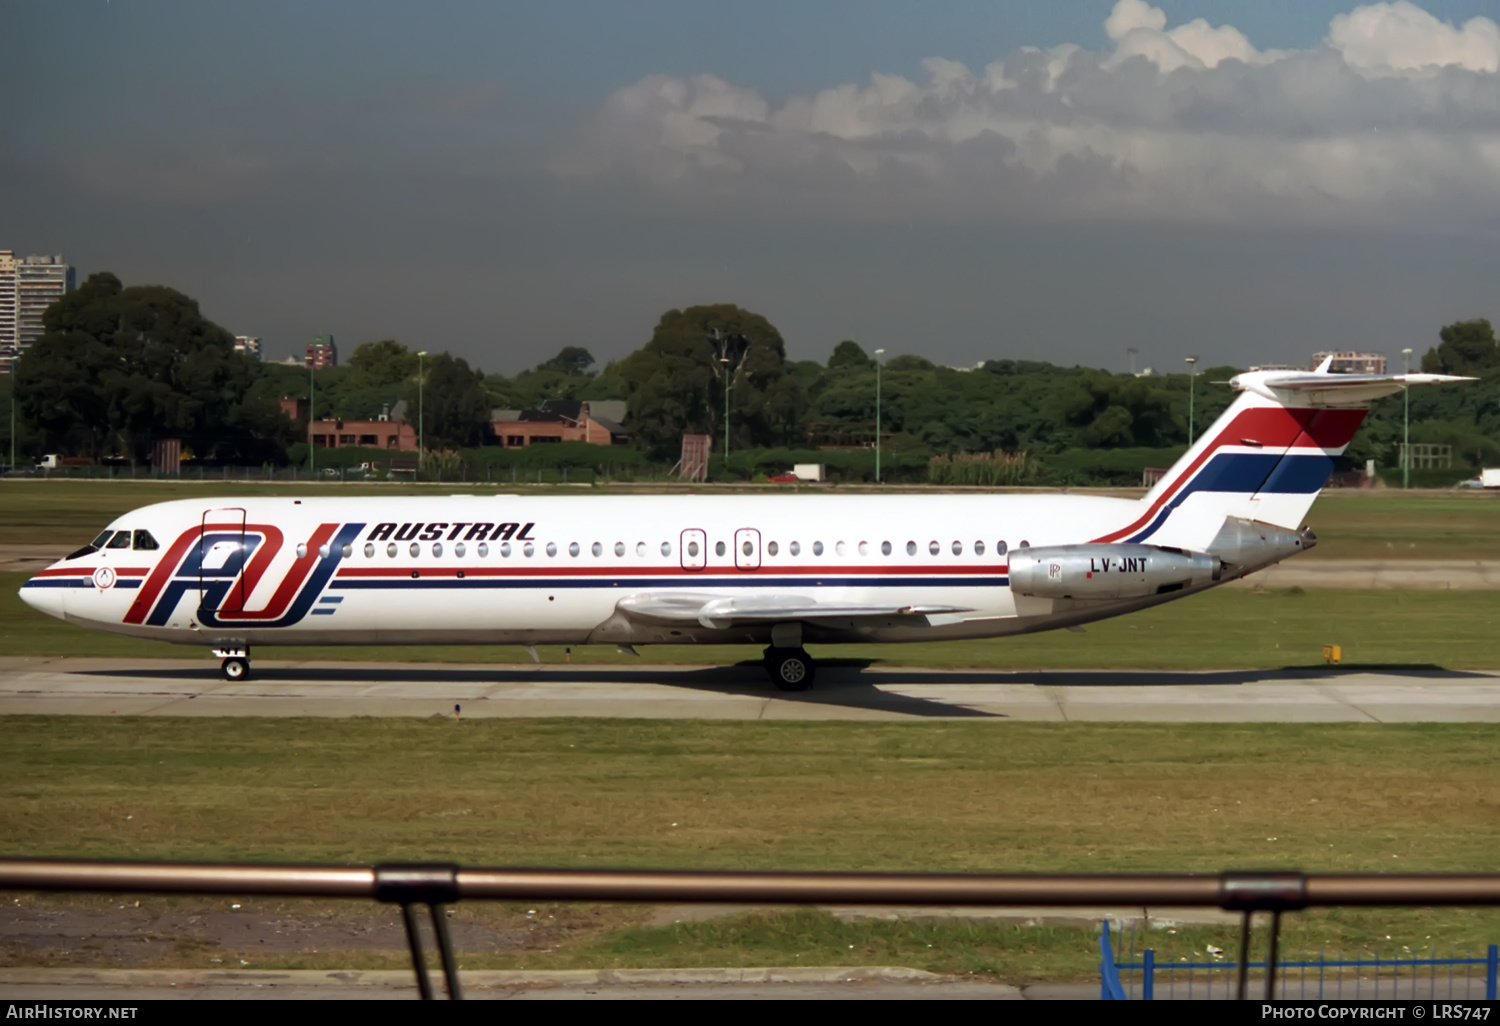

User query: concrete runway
[2,656,1498,722]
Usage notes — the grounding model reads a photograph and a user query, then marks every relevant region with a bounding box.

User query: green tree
[1422,319,1500,376]
[405,353,491,449]
[537,346,596,377]
[14,272,278,462]
[828,340,875,370]
[618,304,806,453]
[347,339,420,388]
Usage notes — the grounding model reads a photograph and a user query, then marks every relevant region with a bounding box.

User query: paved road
[2,657,1498,722]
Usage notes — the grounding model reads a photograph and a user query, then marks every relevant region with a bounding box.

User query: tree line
[5,271,1499,483]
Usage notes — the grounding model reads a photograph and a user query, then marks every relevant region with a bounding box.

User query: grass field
[2,479,1496,559]
[6,570,1497,668]
[5,717,1500,977]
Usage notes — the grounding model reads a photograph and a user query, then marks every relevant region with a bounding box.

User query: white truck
[792,463,826,482]
[1481,468,1500,489]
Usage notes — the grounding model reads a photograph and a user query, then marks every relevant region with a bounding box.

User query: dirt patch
[0,894,625,968]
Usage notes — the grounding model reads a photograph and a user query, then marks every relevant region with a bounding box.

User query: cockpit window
[91,531,113,548]
[132,530,159,551]
[106,532,131,549]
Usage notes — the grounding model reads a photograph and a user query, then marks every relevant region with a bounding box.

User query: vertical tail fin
[1092,366,1474,550]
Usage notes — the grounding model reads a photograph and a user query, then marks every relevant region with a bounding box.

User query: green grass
[6,718,1500,978]
[6,571,1497,668]
[4,480,1497,558]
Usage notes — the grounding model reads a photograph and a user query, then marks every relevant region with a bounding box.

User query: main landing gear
[763,647,815,692]
[214,647,250,682]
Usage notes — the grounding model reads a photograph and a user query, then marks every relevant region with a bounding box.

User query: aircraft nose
[19,578,67,621]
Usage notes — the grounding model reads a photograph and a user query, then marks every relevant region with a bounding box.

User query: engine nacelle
[1008,544,1220,600]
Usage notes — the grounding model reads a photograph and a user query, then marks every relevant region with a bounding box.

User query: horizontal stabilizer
[1233,371,1475,408]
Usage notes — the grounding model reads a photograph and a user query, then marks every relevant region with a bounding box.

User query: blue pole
[1486,944,1496,1000]
[1143,948,1155,1001]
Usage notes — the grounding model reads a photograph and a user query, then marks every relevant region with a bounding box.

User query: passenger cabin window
[636,542,646,556]
[365,543,375,558]
[524,543,535,557]
[432,543,443,557]
[455,543,466,558]
[387,543,398,558]
[341,544,353,558]
[132,530,159,551]
[882,541,892,556]
[591,542,602,557]
[952,541,962,555]
[715,541,726,557]
[409,543,420,558]
[790,541,801,556]
[906,541,917,556]
[478,543,489,558]
[835,541,846,556]
[1019,540,1030,549]
[975,541,985,556]
[928,541,940,555]
[615,542,625,557]
[767,541,778,556]
[812,541,824,556]
[107,532,131,549]
[996,541,1008,555]
[500,542,512,557]
[546,542,557,557]
[569,542,580,557]
[661,541,672,557]
[858,541,868,556]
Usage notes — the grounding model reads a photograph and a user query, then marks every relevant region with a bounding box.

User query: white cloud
[1329,1,1500,73]
[558,1,1500,228]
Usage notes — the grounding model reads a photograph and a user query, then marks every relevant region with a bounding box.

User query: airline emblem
[124,522,365,629]
[92,566,116,590]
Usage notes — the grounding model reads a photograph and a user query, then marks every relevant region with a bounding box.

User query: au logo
[92,566,116,590]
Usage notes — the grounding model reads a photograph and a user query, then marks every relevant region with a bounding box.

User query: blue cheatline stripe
[23,580,142,590]
[1127,452,1338,543]
[310,608,337,615]
[330,575,1011,591]
[318,596,343,604]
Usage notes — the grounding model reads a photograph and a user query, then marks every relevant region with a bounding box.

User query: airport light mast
[1185,355,1199,446]
[308,359,315,476]
[874,348,886,483]
[1402,347,1413,489]
[417,350,428,472]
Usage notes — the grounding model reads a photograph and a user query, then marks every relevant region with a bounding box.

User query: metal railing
[1103,921,1500,1000]
[6,860,1500,1000]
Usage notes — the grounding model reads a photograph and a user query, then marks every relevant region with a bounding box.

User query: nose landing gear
[213,646,250,682]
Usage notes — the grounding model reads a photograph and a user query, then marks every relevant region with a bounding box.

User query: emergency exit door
[734,528,761,570]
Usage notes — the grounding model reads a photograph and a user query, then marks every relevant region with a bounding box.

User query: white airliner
[19,362,1470,690]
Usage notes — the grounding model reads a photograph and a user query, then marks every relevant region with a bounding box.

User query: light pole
[308,359,316,475]
[1184,356,1199,446]
[874,348,886,483]
[1402,347,1413,489]
[417,350,428,468]
[720,354,731,459]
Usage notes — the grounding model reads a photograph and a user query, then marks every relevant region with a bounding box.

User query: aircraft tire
[764,648,814,691]
[221,657,250,682]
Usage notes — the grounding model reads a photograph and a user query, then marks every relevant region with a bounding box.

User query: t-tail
[1093,359,1475,557]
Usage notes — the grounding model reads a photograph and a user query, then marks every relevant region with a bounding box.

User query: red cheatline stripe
[34,567,151,578]
[335,563,1011,579]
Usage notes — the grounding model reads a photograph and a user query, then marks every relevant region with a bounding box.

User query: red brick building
[490,400,628,448]
[279,398,417,451]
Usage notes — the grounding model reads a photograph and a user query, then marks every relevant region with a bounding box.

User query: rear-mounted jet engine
[1009,544,1220,600]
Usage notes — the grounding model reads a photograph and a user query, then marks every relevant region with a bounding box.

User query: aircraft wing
[616,592,974,629]
[1243,371,1476,407]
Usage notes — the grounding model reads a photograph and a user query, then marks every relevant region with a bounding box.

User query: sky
[3,0,1499,374]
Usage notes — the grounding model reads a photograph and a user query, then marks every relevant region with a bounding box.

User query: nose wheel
[764,647,815,691]
[214,647,251,682]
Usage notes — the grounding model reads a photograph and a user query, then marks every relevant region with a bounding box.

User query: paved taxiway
[2,656,1497,722]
